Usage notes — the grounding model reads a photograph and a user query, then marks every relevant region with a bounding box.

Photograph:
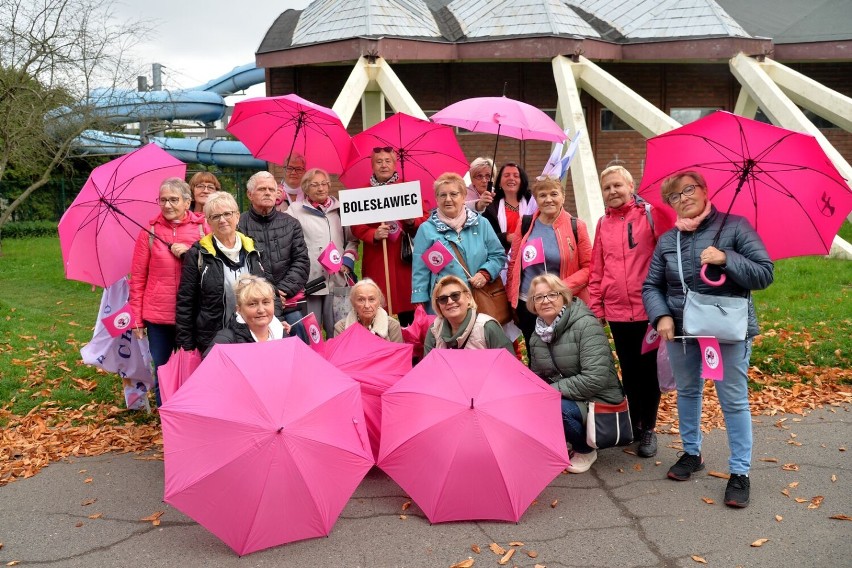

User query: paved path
[1,408,849,567]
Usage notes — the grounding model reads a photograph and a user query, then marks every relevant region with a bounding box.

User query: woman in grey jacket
[642,170,773,508]
[527,273,624,474]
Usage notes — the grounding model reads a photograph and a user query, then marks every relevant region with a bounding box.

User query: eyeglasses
[158,197,183,206]
[308,181,331,190]
[284,166,306,174]
[437,191,461,200]
[667,184,698,204]
[209,210,237,222]
[532,292,561,304]
[436,291,463,305]
[373,146,394,154]
[473,173,492,181]
[194,183,217,191]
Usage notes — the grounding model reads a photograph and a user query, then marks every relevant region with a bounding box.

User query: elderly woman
[423,275,512,355]
[175,191,278,355]
[206,275,292,354]
[527,274,624,474]
[130,177,208,405]
[188,172,221,215]
[482,162,537,251]
[465,157,495,213]
[589,165,671,458]
[286,167,358,337]
[506,178,592,350]
[333,278,403,342]
[411,173,505,312]
[643,170,773,508]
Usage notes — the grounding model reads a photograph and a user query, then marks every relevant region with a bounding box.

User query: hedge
[1,221,59,239]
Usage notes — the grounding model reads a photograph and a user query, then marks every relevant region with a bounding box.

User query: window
[669,108,720,125]
[600,109,633,131]
[754,108,838,129]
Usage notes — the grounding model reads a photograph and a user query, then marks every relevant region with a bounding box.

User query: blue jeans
[667,338,753,474]
[562,399,594,454]
[144,322,176,407]
[283,310,309,344]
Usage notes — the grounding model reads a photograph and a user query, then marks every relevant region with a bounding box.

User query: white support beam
[361,90,386,130]
[375,59,427,120]
[552,55,605,237]
[572,55,680,139]
[332,57,372,128]
[733,88,759,119]
[760,58,852,132]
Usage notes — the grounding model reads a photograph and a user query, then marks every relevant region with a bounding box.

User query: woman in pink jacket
[588,166,672,458]
[507,178,592,351]
[130,177,208,405]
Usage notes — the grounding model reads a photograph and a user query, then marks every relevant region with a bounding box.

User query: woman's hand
[468,271,487,289]
[700,246,726,266]
[656,316,675,341]
[132,327,146,340]
[282,321,292,335]
[374,222,390,241]
[170,243,189,258]
[476,191,494,211]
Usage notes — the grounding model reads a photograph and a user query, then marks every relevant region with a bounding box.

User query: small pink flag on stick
[640,323,661,354]
[421,240,453,274]
[698,337,724,381]
[101,302,136,337]
[302,312,325,353]
[318,241,342,273]
[521,238,545,270]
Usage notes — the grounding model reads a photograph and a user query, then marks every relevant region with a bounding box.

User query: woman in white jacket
[285,168,359,337]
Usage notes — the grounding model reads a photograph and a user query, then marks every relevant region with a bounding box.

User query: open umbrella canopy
[227,94,354,173]
[58,143,186,288]
[338,112,469,210]
[323,324,413,459]
[160,338,374,556]
[378,349,569,523]
[638,111,852,260]
[431,96,567,143]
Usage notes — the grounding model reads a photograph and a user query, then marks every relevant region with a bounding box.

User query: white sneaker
[566,450,597,474]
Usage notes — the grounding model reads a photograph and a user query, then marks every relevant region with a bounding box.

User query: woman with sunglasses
[176,191,279,356]
[423,275,512,356]
[465,157,495,213]
[188,172,221,215]
[130,177,208,406]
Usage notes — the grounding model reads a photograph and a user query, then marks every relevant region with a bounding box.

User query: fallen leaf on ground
[497,549,515,565]
[751,538,769,547]
[81,498,97,506]
[449,559,474,568]
[701,497,714,504]
[489,543,506,556]
[535,565,546,568]
[550,499,558,508]
[401,500,411,511]
[829,514,852,521]
[795,498,808,503]
[527,550,539,558]
[75,521,83,528]
[655,461,662,466]
[470,544,481,554]
[775,515,783,522]
[788,481,799,488]
[782,463,799,471]
[759,457,778,463]
[623,448,637,455]
[7,561,20,566]
[140,511,164,522]
[691,555,707,564]
[508,541,524,546]
[633,463,643,471]
[399,515,407,520]
[808,496,824,509]
[708,471,729,479]
[781,488,790,497]
[83,477,93,483]
[840,447,846,452]
[87,513,103,519]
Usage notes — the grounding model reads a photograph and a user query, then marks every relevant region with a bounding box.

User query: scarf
[309,197,333,211]
[341,307,392,339]
[235,312,287,342]
[496,196,537,232]
[534,305,567,344]
[212,235,245,269]
[436,207,468,233]
[675,199,713,232]
[369,171,399,186]
[438,308,477,349]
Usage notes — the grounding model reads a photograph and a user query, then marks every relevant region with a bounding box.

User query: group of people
[129,146,773,508]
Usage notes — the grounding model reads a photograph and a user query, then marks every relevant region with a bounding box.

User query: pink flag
[640,323,661,354]
[421,240,453,274]
[100,302,136,337]
[302,312,325,353]
[386,221,402,242]
[521,238,545,269]
[317,241,342,273]
[698,337,724,381]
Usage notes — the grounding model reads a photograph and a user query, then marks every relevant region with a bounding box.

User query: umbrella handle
[700,264,727,287]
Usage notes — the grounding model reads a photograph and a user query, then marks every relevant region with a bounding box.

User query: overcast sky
[111,0,312,98]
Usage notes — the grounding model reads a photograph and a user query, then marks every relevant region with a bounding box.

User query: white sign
[338,181,423,226]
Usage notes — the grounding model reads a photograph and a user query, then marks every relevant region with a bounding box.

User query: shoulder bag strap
[676,231,689,294]
[448,241,473,278]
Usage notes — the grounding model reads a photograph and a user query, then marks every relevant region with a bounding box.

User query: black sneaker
[637,430,658,458]
[724,474,750,508]
[667,452,704,481]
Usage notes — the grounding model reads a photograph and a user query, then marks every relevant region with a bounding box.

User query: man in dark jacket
[238,171,310,341]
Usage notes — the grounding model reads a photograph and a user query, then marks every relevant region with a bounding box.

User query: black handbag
[400,233,413,264]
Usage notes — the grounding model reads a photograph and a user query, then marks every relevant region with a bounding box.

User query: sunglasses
[436,291,463,305]
[373,146,394,154]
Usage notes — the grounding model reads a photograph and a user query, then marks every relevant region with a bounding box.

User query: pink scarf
[436,208,467,233]
[675,200,713,232]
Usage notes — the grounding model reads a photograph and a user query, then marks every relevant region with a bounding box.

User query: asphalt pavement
[1,407,849,567]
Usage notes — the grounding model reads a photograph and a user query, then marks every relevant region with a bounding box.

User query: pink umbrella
[323,324,413,459]
[638,111,852,261]
[159,339,374,556]
[338,112,469,210]
[400,304,436,362]
[58,143,186,288]
[378,349,570,523]
[226,94,354,173]
[156,348,201,405]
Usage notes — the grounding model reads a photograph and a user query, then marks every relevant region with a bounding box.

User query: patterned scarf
[534,305,567,344]
[370,171,400,186]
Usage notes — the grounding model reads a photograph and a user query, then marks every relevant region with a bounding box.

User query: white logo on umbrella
[113,312,131,330]
[309,324,321,344]
[428,251,444,266]
[523,245,538,262]
[704,346,719,369]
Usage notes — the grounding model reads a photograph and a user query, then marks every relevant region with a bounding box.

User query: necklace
[505,202,519,212]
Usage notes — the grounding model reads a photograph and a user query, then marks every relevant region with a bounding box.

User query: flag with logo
[421,240,453,274]
[302,312,325,353]
[386,220,402,242]
[100,301,137,337]
[521,238,545,269]
[698,337,724,381]
[318,241,343,273]
[640,323,661,354]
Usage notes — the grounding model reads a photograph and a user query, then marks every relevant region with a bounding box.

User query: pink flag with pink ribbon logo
[302,312,325,353]
[100,302,137,338]
[698,337,724,381]
[386,221,402,242]
[640,323,661,354]
[318,241,342,273]
[521,238,545,270]
[421,240,453,274]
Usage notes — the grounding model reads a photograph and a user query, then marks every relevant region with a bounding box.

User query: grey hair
[600,165,634,186]
[203,191,239,218]
[159,177,191,201]
[469,157,495,178]
[348,278,385,307]
[246,171,276,194]
[300,167,330,194]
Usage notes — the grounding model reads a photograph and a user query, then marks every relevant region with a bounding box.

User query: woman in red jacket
[588,166,672,458]
[130,177,208,405]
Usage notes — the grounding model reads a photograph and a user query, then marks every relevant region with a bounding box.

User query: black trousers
[609,320,660,432]
[515,301,538,357]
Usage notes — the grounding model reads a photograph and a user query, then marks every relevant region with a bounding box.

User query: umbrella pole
[382,239,393,314]
[101,199,171,247]
[488,124,501,194]
[283,116,304,170]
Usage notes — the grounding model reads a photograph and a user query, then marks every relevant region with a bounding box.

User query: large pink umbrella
[377,349,570,523]
[58,143,186,288]
[226,94,354,173]
[338,112,469,210]
[323,324,413,459]
[638,111,852,261]
[159,339,374,556]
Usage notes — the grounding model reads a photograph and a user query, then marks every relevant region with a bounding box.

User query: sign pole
[382,239,393,314]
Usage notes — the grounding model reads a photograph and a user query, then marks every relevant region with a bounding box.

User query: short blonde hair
[660,170,707,204]
[531,177,564,199]
[433,172,466,197]
[348,278,385,308]
[203,191,239,218]
[300,167,330,194]
[234,275,275,307]
[599,165,633,186]
[525,273,573,314]
[431,274,475,315]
